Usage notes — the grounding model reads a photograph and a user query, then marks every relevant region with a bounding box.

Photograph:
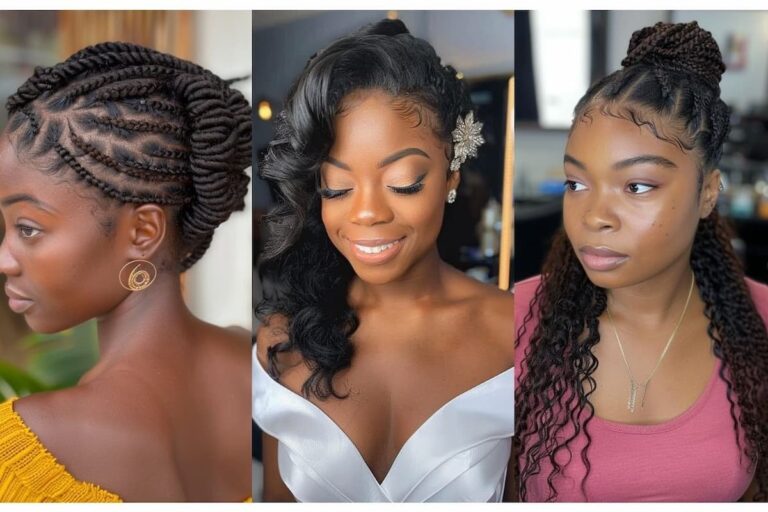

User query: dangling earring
[446,189,457,204]
[119,260,157,291]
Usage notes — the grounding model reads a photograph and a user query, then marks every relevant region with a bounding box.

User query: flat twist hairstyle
[5,41,252,269]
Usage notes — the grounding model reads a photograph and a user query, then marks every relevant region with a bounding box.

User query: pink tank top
[515,275,768,502]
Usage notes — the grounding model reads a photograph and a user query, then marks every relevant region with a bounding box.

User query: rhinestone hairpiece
[450,111,484,172]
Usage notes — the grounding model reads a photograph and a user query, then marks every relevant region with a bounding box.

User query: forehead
[331,90,446,157]
[567,110,697,168]
[0,133,99,214]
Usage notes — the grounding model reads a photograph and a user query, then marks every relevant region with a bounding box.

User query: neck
[351,246,451,308]
[606,255,696,329]
[82,272,193,381]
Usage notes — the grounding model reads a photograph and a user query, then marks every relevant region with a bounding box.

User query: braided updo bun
[622,21,725,90]
[572,20,729,174]
[5,42,251,270]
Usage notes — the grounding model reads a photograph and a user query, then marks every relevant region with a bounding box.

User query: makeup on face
[318,90,451,285]
[562,111,704,289]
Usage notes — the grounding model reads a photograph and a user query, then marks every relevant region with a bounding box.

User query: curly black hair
[256,18,476,399]
[5,42,252,270]
[516,21,768,501]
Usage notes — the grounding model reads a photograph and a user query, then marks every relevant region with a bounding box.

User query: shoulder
[746,277,768,328]
[12,385,179,500]
[445,269,514,362]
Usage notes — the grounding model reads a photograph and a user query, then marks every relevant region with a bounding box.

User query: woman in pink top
[515,21,768,502]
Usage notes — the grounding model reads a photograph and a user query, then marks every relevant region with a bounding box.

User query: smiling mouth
[579,246,629,272]
[346,237,405,264]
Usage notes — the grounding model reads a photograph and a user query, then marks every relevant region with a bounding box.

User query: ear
[699,169,721,219]
[447,170,461,195]
[124,204,167,260]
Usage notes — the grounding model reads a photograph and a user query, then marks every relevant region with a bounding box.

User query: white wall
[185,11,252,330]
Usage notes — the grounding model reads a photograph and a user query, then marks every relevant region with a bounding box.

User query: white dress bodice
[252,346,514,502]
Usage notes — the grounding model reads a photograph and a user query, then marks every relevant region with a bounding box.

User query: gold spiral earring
[119,260,157,291]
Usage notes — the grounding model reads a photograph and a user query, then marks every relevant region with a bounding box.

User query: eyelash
[563,179,587,192]
[563,180,657,195]
[388,174,427,195]
[16,224,41,239]
[318,188,352,199]
[319,174,427,199]
[627,182,656,194]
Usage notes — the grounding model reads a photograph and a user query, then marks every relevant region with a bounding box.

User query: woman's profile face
[562,109,717,289]
[0,134,129,333]
[319,89,457,285]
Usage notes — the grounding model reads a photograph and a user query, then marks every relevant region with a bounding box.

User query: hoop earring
[446,189,457,204]
[119,260,157,291]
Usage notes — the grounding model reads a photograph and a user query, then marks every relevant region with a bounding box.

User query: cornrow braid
[5,41,251,270]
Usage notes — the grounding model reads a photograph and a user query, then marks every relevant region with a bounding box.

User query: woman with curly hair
[0,43,252,501]
[515,21,768,502]
[254,19,514,502]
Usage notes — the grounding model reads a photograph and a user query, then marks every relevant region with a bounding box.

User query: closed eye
[388,174,426,195]
[318,187,352,199]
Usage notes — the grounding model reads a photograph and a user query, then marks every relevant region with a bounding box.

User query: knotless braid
[5,41,251,270]
[517,21,768,501]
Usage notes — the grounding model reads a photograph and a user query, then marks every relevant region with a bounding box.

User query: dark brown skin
[257,89,514,501]
[0,133,251,502]
[563,111,754,495]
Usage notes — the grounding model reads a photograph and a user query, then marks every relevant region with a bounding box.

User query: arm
[503,441,518,502]
[261,432,296,502]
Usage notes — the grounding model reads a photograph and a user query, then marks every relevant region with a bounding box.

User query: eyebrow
[324,147,431,171]
[0,193,58,213]
[564,153,678,171]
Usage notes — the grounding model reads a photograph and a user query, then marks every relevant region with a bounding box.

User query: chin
[24,312,79,334]
[352,266,403,285]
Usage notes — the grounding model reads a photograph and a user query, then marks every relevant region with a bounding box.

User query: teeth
[355,240,399,254]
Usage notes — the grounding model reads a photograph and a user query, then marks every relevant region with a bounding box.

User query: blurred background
[515,10,768,283]
[0,11,252,402]
[251,10,514,500]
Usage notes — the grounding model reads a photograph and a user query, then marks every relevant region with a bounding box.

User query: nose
[0,232,21,276]
[582,189,619,232]
[348,185,394,227]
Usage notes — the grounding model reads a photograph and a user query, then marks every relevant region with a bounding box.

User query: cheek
[28,226,122,326]
[625,196,700,253]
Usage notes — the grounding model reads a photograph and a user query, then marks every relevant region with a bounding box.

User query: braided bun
[622,21,725,90]
[5,42,251,270]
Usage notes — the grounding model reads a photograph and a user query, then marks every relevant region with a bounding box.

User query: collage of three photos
[0,8,766,503]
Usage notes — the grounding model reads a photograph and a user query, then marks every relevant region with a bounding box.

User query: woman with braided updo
[0,42,252,501]
[253,19,513,502]
[515,21,768,502]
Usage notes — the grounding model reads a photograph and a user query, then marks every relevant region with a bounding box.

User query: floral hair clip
[450,111,484,172]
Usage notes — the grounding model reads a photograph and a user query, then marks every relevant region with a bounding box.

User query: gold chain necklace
[605,272,695,413]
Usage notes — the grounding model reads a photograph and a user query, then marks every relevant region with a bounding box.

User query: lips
[346,236,405,265]
[578,245,629,272]
[4,284,34,314]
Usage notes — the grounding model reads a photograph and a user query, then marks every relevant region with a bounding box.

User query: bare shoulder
[13,384,179,500]
[445,267,515,363]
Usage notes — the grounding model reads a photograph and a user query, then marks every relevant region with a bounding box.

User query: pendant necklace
[605,272,695,413]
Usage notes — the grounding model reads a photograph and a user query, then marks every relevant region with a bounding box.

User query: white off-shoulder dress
[252,345,514,502]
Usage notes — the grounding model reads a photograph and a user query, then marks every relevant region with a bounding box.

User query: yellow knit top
[0,397,122,502]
